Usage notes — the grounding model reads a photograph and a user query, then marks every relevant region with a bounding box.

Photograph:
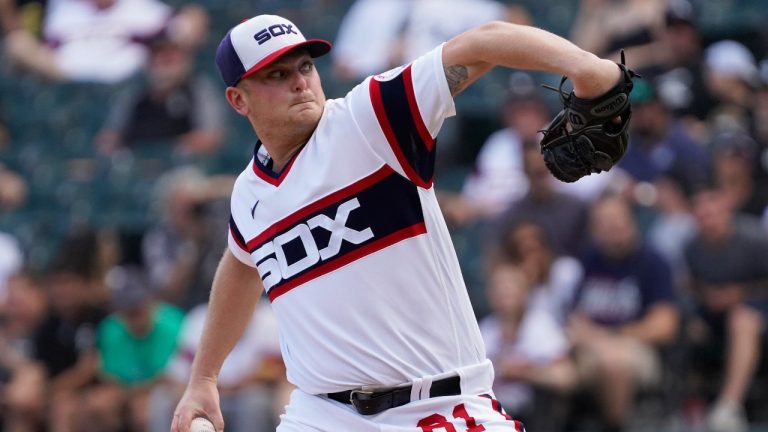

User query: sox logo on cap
[215,14,331,87]
[254,23,298,45]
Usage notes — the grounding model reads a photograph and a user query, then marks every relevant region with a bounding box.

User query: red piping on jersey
[480,394,513,421]
[402,66,436,151]
[229,224,248,252]
[267,222,427,302]
[244,165,394,251]
[251,145,303,187]
[369,71,432,189]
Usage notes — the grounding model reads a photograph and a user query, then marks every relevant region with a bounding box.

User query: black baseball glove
[539,52,640,183]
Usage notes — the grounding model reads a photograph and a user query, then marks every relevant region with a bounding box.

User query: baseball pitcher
[171,13,636,432]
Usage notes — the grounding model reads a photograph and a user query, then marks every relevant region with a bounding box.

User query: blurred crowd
[1,0,768,431]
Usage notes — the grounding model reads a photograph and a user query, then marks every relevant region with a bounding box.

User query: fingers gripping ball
[539,51,640,182]
[190,417,216,432]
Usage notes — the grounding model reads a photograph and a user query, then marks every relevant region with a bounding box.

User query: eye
[268,69,287,79]
[300,61,314,74]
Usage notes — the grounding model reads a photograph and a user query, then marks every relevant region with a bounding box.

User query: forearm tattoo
[443,64,468,96]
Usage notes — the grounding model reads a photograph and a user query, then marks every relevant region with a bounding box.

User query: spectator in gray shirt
[685,186,768,432]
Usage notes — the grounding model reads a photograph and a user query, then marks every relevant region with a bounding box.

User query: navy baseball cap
[215,15,332,87]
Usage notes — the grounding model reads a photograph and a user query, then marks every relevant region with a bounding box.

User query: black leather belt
[326,375,461,415]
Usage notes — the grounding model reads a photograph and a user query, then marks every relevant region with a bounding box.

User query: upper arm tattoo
[443,64,469,96]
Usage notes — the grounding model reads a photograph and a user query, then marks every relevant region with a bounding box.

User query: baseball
[190,417,216,432]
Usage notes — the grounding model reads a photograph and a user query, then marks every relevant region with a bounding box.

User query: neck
[704,223,733,244]
[252,110,320,172]
[258,130,313,172]
[268,141,306,172]
[531,187,554,202]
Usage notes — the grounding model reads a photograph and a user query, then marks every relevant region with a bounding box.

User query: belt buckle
[350,389,385,415]
[348,389,374,405]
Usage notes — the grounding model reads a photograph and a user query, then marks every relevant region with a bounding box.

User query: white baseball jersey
[44,0,171,83]
[228,44,486,395]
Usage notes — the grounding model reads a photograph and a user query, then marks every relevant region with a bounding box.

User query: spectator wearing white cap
[703,40,759,133]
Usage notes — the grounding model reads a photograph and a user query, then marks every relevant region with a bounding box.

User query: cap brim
[239,39,331,83]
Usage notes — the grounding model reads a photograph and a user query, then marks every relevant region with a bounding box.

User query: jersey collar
[251,140,305,187]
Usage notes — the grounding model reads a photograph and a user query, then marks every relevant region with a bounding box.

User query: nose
[293,72,309,92]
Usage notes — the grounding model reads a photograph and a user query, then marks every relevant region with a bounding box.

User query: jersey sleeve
[227,175,258,268]
[228,215,256,267]
[358,43,456,188]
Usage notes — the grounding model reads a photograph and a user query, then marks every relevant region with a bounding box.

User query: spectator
[704,40,760,142]
[332,0,529,82]
[645,175,696,289]
[493,146,590,257]
[571,0,667,61]
[397,0,530,67]
[332,0,411,81]
[652,0,715,124]
[149,301,288,432]
[95,32,224,156]
[569,195,679,432]
[0,230,23,304]
[94,265,185,432]
[5,0,208,83]
[0,164,28,212]
[500,221,582,326]
[441,74,549,225]
[0,0,65,80]
[684,187,768,432]
[709,131,768,217]
[0,271,48,432]
[703,40,759,134]
[0,169,27,301]
[30,241,108,432]
[586,0,716,127]
[619,79,709,195]
[480,261,576,430]
[45,0,173,83]
[142,167,234,310]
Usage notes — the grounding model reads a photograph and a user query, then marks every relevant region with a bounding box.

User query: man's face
[120,302,153,337]
[662,23,700,64]
[149,43,192,90]
[523,148,554,196]
[590,198,638,258]
[49,272,90,316]
[692,190,732,241]
[630,100,667,139]
[234,50,325,136]
[505,99,548,144]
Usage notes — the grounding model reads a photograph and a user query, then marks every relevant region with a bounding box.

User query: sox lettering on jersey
[231,166,428,301]
[254,198,374,287]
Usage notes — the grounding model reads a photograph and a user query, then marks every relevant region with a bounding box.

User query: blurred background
[1,0,768,431]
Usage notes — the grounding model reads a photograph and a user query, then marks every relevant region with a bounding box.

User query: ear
[225,86,249,116]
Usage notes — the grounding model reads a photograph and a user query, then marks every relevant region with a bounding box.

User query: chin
[296,105,323,123]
